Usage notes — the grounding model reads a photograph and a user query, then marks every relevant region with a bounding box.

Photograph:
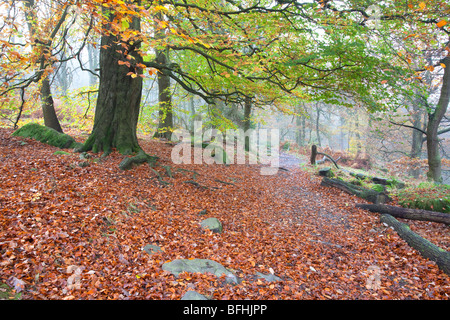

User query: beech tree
[74,0,389,156]
[2,0,447,176]
[77,1,145,155]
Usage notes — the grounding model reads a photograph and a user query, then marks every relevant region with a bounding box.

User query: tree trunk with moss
[426,56,450,183]
[356,203,450,225]
[153,8,173,140]
[321,177,390,204]
[380,214,450,276]
[154,48,173,140]
[78,12,143,155]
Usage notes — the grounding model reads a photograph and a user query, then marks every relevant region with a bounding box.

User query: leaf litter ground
[0,128,448,299]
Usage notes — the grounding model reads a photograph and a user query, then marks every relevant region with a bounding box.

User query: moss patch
[0,282,21,300]
[397,182,450,213]
[12,123,82,149]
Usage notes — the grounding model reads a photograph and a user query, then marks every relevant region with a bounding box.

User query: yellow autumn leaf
[418,2,426,10]
[441,63,446,69]
[154,5,168,12]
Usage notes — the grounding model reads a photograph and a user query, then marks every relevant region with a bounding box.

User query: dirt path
[278,152,304,169]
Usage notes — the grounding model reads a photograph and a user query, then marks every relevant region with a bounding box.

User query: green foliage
[57,85,97,131]
[0,282,21,300]
[397,182,450,213]
[0,91,22,127]
[371,184,385,193]
[281,141,291,151]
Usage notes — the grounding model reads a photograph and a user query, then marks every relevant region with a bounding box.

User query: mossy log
[356,203,450,225]
[321,177,391,204]
[318,167,333,177]
[380,214,450,276]
[12,123,82,149]
[349,171,405,188]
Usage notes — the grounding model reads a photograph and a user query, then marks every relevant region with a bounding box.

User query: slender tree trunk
[40,77,63,133]
[24,0,63,133]
[340,116,346,150]
[295,113,302,146]
[189,95,195,134]
[355,113,362,157]
[426,56,450,183]
[154,10,173,140]
[243,96,252,151]
[315,104,321,146]
[79,10,143,155]
[155,50,173,139]
[409,96,424,178]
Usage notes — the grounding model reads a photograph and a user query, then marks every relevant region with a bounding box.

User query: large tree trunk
[79,11,143,155]
[380,214,450,276]
[356,203,450,225]
[426,56,450,183]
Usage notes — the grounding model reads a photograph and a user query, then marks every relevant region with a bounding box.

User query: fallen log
[380,214,450,276]
[349,172,406,189]
[321,177,391,204]
[356,203,450,225]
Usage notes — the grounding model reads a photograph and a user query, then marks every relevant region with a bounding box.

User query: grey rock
[255,272,283,282]
[200,217,223,233]
[162,258,239,284]
[181,290,210,300]
[143,244,162,255]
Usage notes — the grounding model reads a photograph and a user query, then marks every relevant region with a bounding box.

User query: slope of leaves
[0,127,448,300]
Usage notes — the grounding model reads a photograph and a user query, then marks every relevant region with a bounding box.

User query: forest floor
[0,127,449,300]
